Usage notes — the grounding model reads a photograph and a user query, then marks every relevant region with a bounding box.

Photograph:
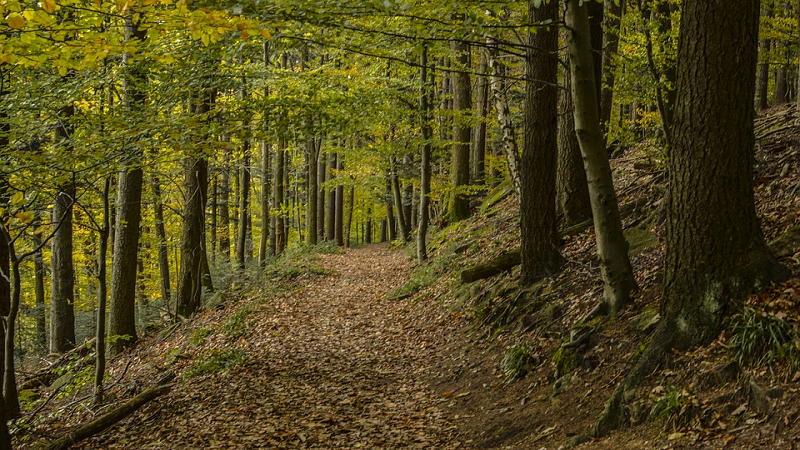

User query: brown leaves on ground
[61,246,466,449]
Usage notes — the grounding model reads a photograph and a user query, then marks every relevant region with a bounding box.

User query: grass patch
[730,307,799,375]
[223,303,256,339]
[649,386,697,431]
[388,265,435,300]
[188,327,213,346]
[501,343,537,382]
[184,348,248,379]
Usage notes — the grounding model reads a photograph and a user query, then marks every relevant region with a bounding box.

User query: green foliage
[730,307,799,375]
[265,244,332,280]
[501,343,536,382]
[188,327,213,346]
[184,348,248,379]
[388,265,435,300]
[223,304,256,339]
[649,386,697,431]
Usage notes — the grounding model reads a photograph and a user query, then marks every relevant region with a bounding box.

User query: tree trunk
[274,137,286,255]
[305,129,318,246]
[109,17,147,354]
[259,140,271,264]
[663,0,788,349]
[317,149,326,241]
[557,58,593,228]
[774,2,790,105]
[593,0,791,438]
[565,0,637,314]
[150,176,171,305]
[50,107,76,354]
[600,0,622,135]
[487,43,522,196]
[448,38,471,222]
[385,180,396,241]
[390,157,409,241]
[176,155,208,317]
[334,156,344,247]
[345,185,355,248]
[33,211,47,351]
[218,147,231,262]
[418,46,433,261]
[236,138,250,268]
[520,0,562,285]
[472,48,488,185]
[326,153,337,241]
[94,178,111,406]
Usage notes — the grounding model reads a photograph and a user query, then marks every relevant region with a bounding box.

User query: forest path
[86,244,467,449]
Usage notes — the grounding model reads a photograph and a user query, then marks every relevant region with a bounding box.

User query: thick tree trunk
[150,176,170,305]
[520,0,562,285]
[176,155,208,317]
[557,58,593,228]
[565,0,637,314]
[487,44,522,196]
[448,38,471,222]
[50,106,76,353]
[109,17,147,354]
[663,0,788,349]
[593,0,791,438]
[418,46,433,262]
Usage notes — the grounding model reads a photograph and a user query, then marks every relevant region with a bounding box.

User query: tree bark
[150,176,171,305]
[326,153,337,241]
[317,149,326,241]
[520,0,563,285]
[472,48,488,185]
[176,155,208,317]
[487,43,522,196]
[345,185,355,247]
[557,57,593,228]
[565,0,637,314]
[448,37,471,222]
[93,178,111,406]
[109,16,147,354]
[274,137,286,255]
[600,0,622,136]
[218,146,231,262]
[50,108,76,353]
[305,129,318,246]
[390,156,409,242]
[663,0,788,349]
[33,211,47,351]
[418,45,433,262]
[236,138,251,268]
[334,156,344,247]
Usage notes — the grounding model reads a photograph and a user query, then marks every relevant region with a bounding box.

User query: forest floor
[49,245,473,449]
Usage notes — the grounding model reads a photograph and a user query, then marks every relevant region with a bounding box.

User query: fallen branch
[38,383,173,450]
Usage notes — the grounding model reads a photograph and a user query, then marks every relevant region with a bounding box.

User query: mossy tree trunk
[448,37,471,222]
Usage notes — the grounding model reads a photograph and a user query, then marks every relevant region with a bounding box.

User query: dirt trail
[85,245,467,449]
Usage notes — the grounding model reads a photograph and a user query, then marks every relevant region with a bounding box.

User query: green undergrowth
[264,241,339,281]
[184,348,248,379]
[730,307,800,376]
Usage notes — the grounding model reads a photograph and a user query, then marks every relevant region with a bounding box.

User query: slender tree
[417,45,433,261]
[447,37,471,222]
[565,0,637,314]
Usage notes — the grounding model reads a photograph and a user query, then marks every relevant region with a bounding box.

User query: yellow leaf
[261,28,271,39]
[42,0,57,14]
[33,225,48,235]
[10,192,24,206]
[58,64,67,76]
[200,33,209,46]
[16,211,34,224]
[240,29,248,41]
[6,13,26,29]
